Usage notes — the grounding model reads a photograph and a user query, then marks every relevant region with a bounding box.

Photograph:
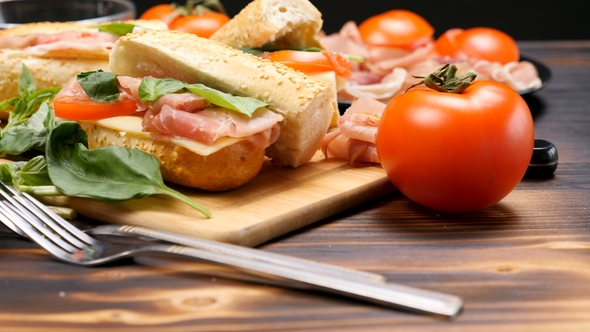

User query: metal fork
[0,182,463,318]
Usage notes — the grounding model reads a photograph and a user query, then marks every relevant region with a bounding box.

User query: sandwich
[51,29,337,190]
[0,20,168,102]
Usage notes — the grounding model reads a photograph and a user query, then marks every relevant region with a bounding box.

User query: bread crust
[210,0,323,49]
[80,122,265,192]
[109,29,338,167]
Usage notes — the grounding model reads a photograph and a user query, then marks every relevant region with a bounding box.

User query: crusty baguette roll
[210,0,323,49]
[80,118,264,192]
[0,20,167,102]
[109,29,337,167]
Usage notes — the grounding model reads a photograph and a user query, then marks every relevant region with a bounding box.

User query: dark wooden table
[1,41,589,331]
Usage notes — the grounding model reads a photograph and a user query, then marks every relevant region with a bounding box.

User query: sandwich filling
[53,74,283,155]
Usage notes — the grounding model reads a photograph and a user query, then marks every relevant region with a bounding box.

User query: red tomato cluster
[357,9,520,64]
[139,1,229,38]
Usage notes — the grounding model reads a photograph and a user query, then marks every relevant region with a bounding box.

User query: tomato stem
[406,64,477,94]
[169,0,227,20]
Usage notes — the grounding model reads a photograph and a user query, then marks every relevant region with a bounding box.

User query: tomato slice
[267,50,351,77]
[52,97,138,121]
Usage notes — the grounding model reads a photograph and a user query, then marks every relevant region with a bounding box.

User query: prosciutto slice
[0,31,119,57]
[321,96,385,166]
[143,104,283,149]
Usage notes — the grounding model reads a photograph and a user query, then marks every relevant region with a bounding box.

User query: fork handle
[161,244,463,318]
[112,225,386,283]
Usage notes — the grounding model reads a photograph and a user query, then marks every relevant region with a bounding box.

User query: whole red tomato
[169,11,230,38]
[375,65,534,212]
[139,4,175,24]
[358,9,434,50]
[434,27,520,64]
[139,1,230,38]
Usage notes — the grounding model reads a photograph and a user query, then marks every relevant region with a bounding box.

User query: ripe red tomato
[266,50,351,77]
[169,11,230,38]
[358,9,434,50]
[375,71,534,212]
[434,27,520,64]
[139,4,175,24]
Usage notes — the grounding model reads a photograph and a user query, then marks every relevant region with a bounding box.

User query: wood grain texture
[1,41,590,331]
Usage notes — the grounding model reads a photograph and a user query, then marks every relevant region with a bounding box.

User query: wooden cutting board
[32,151,396,247]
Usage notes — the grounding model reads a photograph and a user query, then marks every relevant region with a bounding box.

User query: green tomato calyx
[406,64,477,94]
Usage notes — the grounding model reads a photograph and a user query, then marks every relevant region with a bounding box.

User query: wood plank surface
[1,41,590,331]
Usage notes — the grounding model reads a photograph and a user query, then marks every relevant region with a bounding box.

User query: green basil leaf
[18,63,36,96]
[138,78,268,117]
[0,156,51,188]
[46,121,210,217]
[0,161,26,185]
[95,23,137,35]
[138,77,186,102]
[77,70,120,103]
[0,102,57,154]
[184,83,268,117]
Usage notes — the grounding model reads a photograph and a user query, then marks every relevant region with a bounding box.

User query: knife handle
[163,244,463,318]
[111,224,386,283]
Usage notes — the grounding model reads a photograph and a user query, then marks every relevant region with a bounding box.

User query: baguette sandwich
[0,20,167,102]
[52,29,337,191]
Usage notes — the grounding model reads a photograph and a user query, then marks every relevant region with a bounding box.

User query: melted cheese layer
[89,116,243,157]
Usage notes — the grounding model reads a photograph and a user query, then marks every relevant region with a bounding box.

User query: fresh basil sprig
[44,121,211,217]
[0,102,59,155]
[0,64,61,139]
[139,77,269,117]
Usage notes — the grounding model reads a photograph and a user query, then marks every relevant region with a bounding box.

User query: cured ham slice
[143,105,283,149]
[321,96,385,165]
[0,31,119,58]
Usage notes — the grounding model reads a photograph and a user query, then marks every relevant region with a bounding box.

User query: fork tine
[0,181,91,251]
[0,204,28,237]
[0,200,79,253]
[20,192,96,246]
[0,203,74,260]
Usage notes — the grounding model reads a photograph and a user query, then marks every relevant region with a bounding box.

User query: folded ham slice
[321,96,385,166]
